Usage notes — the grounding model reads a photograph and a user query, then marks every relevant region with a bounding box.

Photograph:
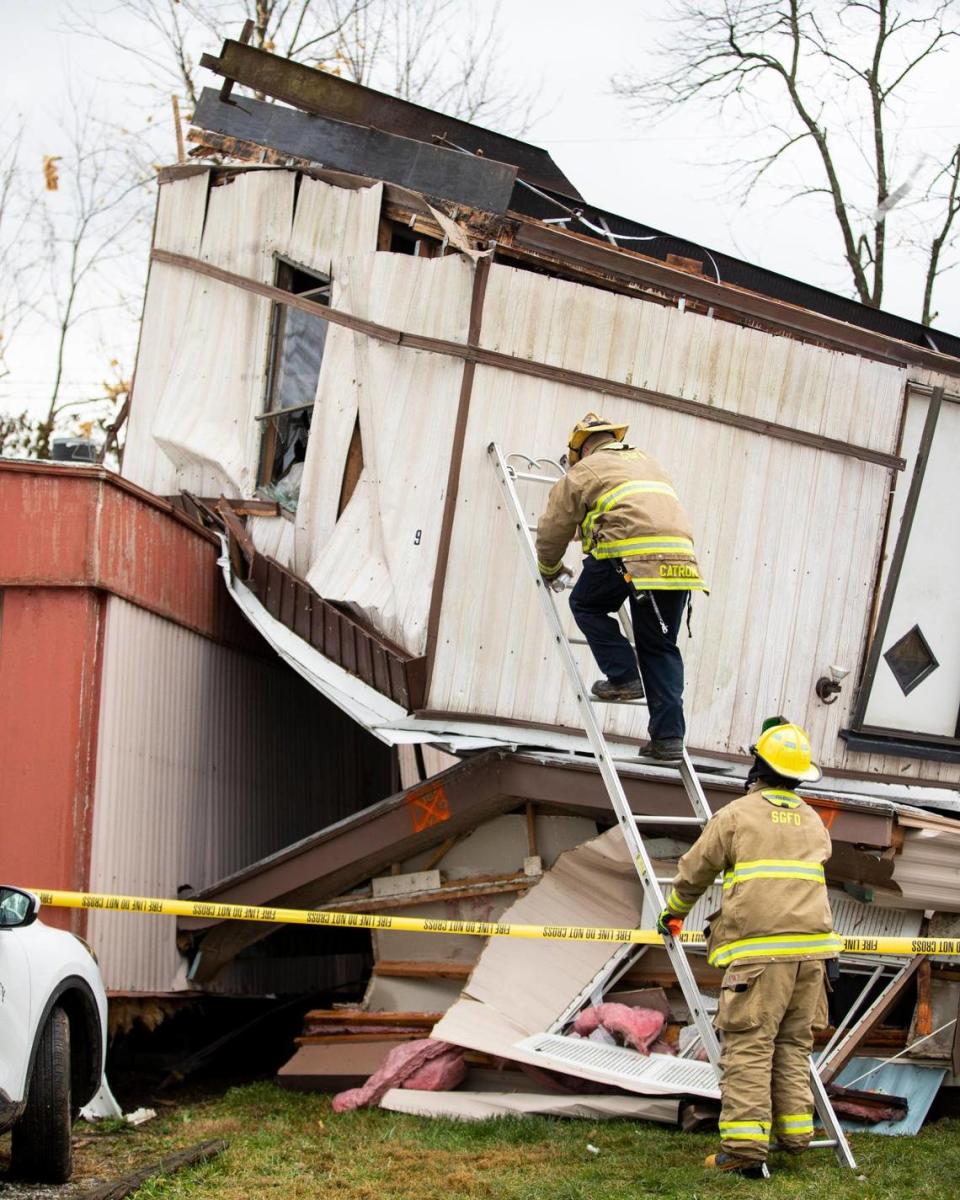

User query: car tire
[11,1006,73,1183]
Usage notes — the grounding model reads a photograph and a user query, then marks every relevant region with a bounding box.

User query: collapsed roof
[193,34,960,363]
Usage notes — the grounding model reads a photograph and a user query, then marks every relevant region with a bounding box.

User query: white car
[0,886,108,1183]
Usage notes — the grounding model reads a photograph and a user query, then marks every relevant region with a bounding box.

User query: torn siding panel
[293,254,473,654]
[124,174,382,503]
[286,177,383,278]
[122,171,212,495]
[150,171,296,495]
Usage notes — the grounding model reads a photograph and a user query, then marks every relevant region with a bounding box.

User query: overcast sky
[4,0,960,424]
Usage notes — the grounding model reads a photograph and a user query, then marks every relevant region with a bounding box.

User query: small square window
[883,625,939,696]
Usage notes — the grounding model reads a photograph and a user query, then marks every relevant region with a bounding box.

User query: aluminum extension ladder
[489,441,857,1172]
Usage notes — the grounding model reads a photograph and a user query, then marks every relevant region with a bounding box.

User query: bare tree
[0,123,39,381]
[68,0,535,133]
[615,0,960,324]
[322,0,536,131]
[30,100,147,459]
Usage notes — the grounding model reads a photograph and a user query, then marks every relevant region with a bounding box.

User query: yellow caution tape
[30,889,960,958]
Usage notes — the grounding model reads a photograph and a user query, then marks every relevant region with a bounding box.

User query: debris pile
[275,820,960,1139]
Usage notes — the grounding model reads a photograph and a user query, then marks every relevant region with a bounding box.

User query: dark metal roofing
[194,88,519,214]
[199,37,583,202]
[196,37,960,362]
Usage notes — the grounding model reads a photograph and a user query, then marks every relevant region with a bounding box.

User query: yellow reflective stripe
[537,558,563,576]
[709,933,844,967]
[722,869,824,889]
[762,789,801,808]
[581,480,679,543]
[722,859,825,889]
[666,889,694,915]
[775,1114,813,1132]
[591,536,695,558]
[719,1120,771,1142]
[627,577,707,591]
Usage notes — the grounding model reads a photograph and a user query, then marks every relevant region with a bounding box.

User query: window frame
[256,257,331,489]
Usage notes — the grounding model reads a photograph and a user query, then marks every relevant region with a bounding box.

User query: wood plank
[303,1010,442,1025]
[295,1031,424,1045]
[373,961,473,980]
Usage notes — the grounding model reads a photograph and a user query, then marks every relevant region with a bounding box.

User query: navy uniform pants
[568,556,688,740]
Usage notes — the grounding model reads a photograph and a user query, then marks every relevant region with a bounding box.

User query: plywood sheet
[433,827,640,1050]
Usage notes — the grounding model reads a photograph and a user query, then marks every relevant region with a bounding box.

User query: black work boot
[639,737,684,762]
[591,677,644,701]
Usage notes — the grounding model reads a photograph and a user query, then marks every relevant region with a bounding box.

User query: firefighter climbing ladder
[488,441,857,1172]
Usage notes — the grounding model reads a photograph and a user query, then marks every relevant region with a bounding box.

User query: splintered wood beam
[916,958,934,1037]
[323,871,532,913]
[525,802,538,859]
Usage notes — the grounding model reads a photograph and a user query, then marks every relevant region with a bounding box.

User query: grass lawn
[5,1083,960,1199]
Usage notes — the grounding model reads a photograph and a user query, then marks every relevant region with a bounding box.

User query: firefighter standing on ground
[535,413,706,761]
[658,719,841,1177]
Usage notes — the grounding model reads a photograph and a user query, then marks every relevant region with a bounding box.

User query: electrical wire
[572,212,722,284]
[436,137,724,285]
[841,1018,958,1088]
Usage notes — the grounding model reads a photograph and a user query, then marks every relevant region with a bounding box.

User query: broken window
[257,260,331,507]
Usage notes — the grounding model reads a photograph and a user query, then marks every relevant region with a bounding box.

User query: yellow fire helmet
[566,412,629,466]
[754,722,822,783]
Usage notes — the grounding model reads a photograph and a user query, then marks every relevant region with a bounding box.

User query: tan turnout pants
[715,959,829,1163]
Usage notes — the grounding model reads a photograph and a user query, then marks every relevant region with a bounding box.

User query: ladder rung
[771,1140,838,1151]
[512,470,562,484]
[568,637,590,645]
[633,815,704,826]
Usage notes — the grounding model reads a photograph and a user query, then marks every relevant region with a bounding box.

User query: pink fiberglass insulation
[572,1004,666,1055]
[403,1050,467,1092]
[332,1039,465,1112]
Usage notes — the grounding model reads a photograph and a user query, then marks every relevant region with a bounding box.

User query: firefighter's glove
[657,908,684,939]
[541,565,573,592]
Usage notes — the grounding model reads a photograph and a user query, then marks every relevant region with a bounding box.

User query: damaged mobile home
[6,32,960,1134]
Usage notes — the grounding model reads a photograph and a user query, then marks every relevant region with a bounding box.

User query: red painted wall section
[0,460,258,649]
[0,588,104,933]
